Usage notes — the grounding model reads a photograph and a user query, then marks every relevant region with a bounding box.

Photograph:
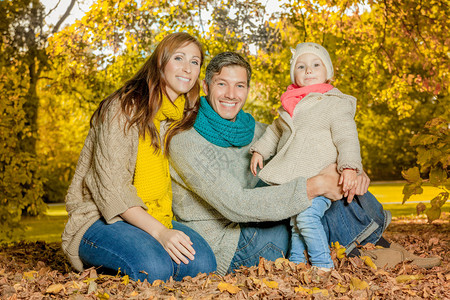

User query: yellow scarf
[133,94,185,228]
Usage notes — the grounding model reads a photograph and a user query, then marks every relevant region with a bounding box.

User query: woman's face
[164,42,202,101]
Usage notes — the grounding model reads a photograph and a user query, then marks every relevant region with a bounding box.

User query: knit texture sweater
[250,88,362,184]
[62,97,176,272]
[134,95,185,228]
[169,122,312,275]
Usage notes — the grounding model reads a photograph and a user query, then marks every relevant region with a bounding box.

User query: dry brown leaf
[45,283,65,294]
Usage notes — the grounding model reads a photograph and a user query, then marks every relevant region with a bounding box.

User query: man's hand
[250,152,264,176]
[307,164,343,201]
[346,170,371,203]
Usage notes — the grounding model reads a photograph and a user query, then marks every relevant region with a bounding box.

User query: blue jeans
[290,196,333,268]
[229,183,389,271]
[79,219,217,283]
[227,220,290,273]
[322,191,391,254]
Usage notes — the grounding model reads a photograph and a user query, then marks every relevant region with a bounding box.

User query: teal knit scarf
[194,97,255,147]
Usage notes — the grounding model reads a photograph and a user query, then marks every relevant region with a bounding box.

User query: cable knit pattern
[62,97,178,272]
[169,122,312,275]
[250,88,362,185]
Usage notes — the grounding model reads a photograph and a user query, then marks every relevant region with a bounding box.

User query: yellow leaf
[217,282,241,294]
[262,278,279,288]
[396,274,423,283]
[311,287,329,296]
[294,285,312,294]
[45,283,64,294]
[334,283,348,293]
[23,270,37,280]
[350,277,369,290]
[336,247,346,259]
[83,277,96,284]
[361,256,377,270]
[96,292,110,300]
[121,275,129,285]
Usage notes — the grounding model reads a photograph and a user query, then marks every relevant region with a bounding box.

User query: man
[169,52,440,275]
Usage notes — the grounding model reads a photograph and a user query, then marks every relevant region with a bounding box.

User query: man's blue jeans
[290,196,334,268]
[79,219,217,283]
[228,191,389,271]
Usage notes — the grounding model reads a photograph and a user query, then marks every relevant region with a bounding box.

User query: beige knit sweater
[250,88,362,185]
[62,100,147,272]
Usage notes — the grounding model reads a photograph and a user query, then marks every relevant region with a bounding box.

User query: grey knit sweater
[62,100,147,272]
[250,88,362,184]
[169,122,312,275]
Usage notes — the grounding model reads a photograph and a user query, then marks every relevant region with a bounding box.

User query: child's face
[294,53,327,87]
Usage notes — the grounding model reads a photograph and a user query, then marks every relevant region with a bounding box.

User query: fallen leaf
[96,292,110,299]
[121,275,129,285]
[128,291,139,297]
[350,277,369,290]
[311,287,329,296]
[45,283,64,294]
[23,271,37,280]
[294,285,311,294]
[217,282,241,294]
[334,283,348,293]
[361,256,377,270]
[396,274,424,283]
[262,278,278,288]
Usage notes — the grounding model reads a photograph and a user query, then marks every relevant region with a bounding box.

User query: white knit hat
[290,42,334,84]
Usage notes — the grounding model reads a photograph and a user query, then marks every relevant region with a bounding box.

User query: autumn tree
[0,0,75,239]
[246,0,449,180]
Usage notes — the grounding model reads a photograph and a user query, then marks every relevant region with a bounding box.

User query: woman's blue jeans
[79,219,217,283]
[228,190,390,271]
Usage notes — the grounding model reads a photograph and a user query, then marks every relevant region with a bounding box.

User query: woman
[62,32,217,282]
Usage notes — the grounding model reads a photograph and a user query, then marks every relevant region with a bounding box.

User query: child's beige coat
[250,88,363,185]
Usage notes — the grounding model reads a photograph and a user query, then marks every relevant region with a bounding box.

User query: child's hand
[250,152,264,176]
[339,169,357,196]
[156,228,196,264]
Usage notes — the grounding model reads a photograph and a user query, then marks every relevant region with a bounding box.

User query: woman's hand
[120,206,196,264]
[250,152,264,176]
[154,228,196,264]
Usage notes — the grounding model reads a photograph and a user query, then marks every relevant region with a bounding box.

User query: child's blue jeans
[289,196,334,268]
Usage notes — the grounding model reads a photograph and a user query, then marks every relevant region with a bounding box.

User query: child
[250,42,363,270]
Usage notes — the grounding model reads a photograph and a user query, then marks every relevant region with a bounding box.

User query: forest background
[1,0,449,238]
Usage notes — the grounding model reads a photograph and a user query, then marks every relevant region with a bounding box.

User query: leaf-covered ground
[1,216,449,299]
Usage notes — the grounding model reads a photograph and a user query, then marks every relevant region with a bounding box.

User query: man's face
[203,66,249,122]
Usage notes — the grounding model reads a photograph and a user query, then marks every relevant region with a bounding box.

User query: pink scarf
[280,83,334,117]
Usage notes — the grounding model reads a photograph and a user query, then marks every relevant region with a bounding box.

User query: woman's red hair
[91,32,204,155]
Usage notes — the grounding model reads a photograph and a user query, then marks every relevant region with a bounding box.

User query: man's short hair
[204,52,252,87]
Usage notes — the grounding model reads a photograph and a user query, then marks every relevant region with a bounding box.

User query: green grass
[10,182,449,243]
[369,182,450,218]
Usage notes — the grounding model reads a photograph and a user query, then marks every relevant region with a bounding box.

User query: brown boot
[360,248,404,269]
[389,242,441,269]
